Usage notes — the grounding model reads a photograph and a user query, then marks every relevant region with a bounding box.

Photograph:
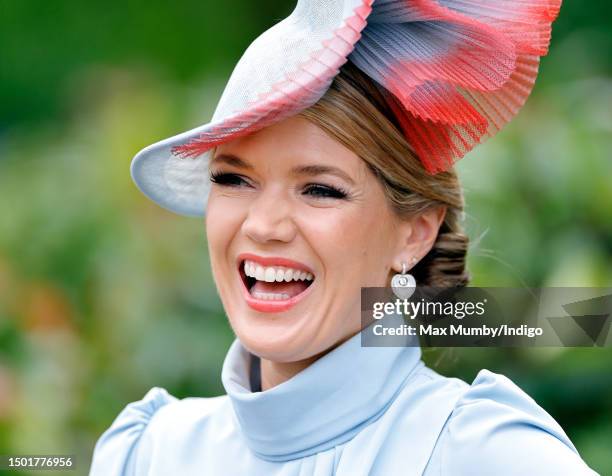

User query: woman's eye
[209,172,251,188]
[303,184,348,199]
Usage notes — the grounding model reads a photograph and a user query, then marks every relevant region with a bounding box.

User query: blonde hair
[299,60,470,287]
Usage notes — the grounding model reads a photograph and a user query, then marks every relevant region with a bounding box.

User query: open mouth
[239,259,315,303]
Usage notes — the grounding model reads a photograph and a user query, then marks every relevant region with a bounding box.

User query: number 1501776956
[1,455,75,470]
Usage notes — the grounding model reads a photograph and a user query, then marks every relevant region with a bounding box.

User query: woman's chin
[229,312,319,363]
[238,334,311,363]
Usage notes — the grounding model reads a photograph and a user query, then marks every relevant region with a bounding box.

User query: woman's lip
[238,267,315,313]
[236,253,314,274]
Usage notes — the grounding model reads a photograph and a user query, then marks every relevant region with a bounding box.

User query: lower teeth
[251,291,291,301]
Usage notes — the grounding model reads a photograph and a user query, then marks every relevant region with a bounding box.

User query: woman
[90,1,598,474]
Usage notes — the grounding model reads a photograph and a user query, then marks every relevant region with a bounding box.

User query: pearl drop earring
[391,258,417,300]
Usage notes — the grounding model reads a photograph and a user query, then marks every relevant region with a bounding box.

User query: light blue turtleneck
[89,330,598,475]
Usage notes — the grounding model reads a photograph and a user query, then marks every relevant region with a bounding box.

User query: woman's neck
[259,355,319,391]
[258,335,356,390]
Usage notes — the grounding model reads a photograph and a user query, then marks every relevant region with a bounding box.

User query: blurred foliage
[0,1,611,475]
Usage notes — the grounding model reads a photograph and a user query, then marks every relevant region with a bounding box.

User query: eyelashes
[302,184,348,199]
[209,172,350,200]
[209,171,250,188]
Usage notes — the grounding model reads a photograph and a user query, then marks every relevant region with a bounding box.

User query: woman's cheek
[319,211,370,255]
[207,195,243,239]
[206,201,234,271]
[302,203,362,237]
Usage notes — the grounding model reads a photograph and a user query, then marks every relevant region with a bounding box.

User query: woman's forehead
[216,116,332,152]
[212,116,369,178]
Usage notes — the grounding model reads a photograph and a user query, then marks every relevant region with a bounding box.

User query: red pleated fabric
[369,0,561,172]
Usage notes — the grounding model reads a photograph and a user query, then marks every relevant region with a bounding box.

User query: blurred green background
[0,1,611,475]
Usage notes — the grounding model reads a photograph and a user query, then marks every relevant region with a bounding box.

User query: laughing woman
[89,1,598,475]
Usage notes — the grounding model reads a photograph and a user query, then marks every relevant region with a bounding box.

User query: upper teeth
[244,260,314,283]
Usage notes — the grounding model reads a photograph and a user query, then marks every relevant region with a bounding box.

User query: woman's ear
[392,206,446,271]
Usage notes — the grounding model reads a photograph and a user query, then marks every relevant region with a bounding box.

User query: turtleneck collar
[221,329,423,462]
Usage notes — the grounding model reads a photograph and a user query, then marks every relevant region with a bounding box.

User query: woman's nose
[241,190,296,244]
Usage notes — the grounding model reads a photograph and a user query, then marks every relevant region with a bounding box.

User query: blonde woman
[90,1,598,474]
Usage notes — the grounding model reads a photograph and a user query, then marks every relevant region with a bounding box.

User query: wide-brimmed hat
[131,0,561,217]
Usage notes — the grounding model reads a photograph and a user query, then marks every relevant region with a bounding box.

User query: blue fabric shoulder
[89,387,177,476]
[429,369,599,476]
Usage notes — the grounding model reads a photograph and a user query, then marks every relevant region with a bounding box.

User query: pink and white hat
[131,0,561,216]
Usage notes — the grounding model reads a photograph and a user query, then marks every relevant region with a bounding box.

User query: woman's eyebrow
[291,164,355,185]
[210,153,254,170]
